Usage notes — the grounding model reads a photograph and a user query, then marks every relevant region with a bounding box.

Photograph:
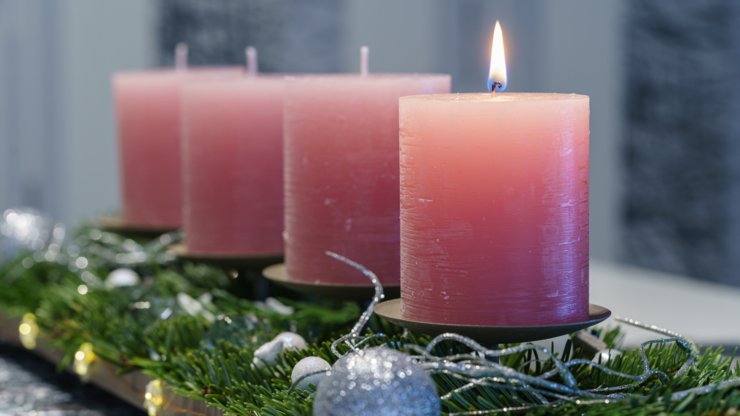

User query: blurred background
[1,0,739,294]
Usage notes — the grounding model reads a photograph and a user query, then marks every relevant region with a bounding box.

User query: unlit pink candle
[284,74,450,286]
[112,67,242,228]
[182,75,284,255]
[399,93,590,326]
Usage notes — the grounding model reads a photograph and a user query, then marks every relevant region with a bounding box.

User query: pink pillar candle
[284,74,450,286]
[399,93,590,326]
[182,76,285,255]
[112,67,243,228]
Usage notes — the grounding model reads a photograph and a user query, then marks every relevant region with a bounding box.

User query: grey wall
[0,0,155,227]
[0,1,63,220]
[60,1,155,227]
[623,0,740,286]
[156,0,343,71]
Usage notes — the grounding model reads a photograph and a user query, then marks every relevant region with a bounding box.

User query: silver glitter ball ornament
[292,356,331,391]
[1,208,57,260]
[314,346,440,416]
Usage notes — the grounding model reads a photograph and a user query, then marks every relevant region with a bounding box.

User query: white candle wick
[246,46,258,77]
[360,46,369,77]
[175,42,188,71]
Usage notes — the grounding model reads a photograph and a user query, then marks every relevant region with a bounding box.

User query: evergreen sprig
[1,228,738,415]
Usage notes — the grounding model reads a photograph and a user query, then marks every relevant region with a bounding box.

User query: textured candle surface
[182,76,284,255]
[284,74,450,286]
[113,67,242,228]
[399,93,590,326]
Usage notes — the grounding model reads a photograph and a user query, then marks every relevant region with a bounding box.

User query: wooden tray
[0,313,224,415]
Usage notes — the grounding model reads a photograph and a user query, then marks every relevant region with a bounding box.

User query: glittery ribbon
[324,252,739,414]
[326,251,384,358]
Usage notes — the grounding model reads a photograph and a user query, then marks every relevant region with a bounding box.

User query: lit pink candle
[112,54,242,228]
[284,49,450,286]
[399,23,589,326]
[182,51,284,255]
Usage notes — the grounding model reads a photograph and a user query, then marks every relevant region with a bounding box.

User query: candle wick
[360,46,369,77]
[490,81,502,98]
[175,42,188,71]
[246,46,258,77]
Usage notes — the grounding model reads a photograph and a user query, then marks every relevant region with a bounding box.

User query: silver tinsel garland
[4,207,182,287]
[312,251,740,415]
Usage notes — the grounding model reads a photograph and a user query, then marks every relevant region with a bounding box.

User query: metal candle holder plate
[374,299,611,345]
[96,215,177,238]
[169,243,283,270]
[262,263,401,300]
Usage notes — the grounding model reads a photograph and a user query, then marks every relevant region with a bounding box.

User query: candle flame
[488,21,507,93]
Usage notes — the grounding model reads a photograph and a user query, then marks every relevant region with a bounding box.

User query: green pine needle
[1,228,739,416]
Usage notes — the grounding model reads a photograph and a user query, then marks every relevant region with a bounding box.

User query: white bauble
[253,332,307,368]
[105,268,140,288]
[291,356,331,391]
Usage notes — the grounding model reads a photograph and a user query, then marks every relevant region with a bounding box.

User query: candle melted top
[401,92,589,102]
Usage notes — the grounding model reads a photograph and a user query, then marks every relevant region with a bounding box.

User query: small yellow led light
[73,342,96,379]
[144,379,165,416]
[19,313,39,350]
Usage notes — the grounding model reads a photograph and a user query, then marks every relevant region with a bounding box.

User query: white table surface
[590,260,740,349]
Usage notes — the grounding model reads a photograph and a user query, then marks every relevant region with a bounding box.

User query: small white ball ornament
[592,348,622,364]
[105,268,140,288]
[314,346,440,416]
[291,356,331,391]
[253,332,307,368]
